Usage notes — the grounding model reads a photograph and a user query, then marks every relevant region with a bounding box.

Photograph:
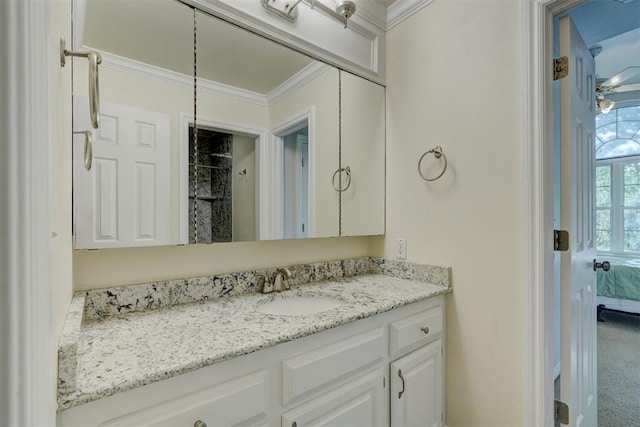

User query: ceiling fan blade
[601,66,640,88]
[609,82,640,93]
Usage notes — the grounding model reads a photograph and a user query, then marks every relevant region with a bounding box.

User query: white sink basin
[257,296,344,316]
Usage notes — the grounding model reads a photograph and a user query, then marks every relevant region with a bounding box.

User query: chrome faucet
[273,267,292,292]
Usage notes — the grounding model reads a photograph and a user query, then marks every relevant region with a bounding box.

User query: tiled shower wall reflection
[189,127,233,243]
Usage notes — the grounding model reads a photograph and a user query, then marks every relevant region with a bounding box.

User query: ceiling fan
[595,66,640,113]
[596,66,640,95]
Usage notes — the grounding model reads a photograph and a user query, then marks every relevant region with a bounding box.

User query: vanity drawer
[60,369,268,427]
[389,304,442,357]
[281,328,384,406]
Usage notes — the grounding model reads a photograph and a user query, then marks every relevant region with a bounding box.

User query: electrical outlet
[396,239,407,259]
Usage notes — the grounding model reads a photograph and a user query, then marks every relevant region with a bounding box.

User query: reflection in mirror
[339,71,385,236]
[192,10,339,243]
[71,0,384,249]
[283,126,309,239]
[72,0,193,249]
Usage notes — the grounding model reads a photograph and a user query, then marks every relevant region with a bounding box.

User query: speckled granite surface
[57,295,86,396]
[58,258,451,411]
[81,257,374,320]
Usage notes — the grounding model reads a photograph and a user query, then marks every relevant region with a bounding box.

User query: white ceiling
[594,28,640,82]
[83,0,313,94]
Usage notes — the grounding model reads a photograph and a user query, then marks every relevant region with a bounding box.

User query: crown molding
[87,47,269,107]
[352,0,388,31]
[267,62,331,105]
[87,47,337,109]
[386,0,436,31]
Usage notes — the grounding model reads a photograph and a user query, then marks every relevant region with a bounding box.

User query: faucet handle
[273,268,293,292]
[278,267,293,291]
[256,274,273,294]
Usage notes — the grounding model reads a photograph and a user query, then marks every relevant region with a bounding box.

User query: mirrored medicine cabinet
[71,0,385,249]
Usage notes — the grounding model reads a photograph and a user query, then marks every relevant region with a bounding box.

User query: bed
[597,255,640,315]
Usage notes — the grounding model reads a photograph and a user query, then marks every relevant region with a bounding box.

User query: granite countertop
[57,258,451,411]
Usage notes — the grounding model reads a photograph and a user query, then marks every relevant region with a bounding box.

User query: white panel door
[390,340,442,427]
[73,97,170,248]
[559,16,597,427]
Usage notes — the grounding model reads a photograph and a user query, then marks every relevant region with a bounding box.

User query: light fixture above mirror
[261,0,356,28]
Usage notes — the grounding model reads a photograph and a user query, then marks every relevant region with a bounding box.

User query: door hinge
[554,56,569,80]
[555,400,569,425]
[383,377,386,388]
[554,229,569,251]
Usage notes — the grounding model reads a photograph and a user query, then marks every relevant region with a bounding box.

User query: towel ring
[332,166,351,192]
[418,146,447,181]
[73,131,93,171]
[60,38,102,129]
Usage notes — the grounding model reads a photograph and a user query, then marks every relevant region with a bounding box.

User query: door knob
[593,259,611,272]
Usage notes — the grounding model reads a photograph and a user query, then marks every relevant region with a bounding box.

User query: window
[595,105,640,254]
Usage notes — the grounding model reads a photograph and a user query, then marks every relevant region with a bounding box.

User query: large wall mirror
[72,0,384,249]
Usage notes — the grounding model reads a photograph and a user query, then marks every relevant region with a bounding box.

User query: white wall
[232,134,256,241]
[73,236,379,289]
[269,67,340,238]
[385,1,523,425]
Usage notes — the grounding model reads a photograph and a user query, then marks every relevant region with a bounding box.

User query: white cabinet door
[339,71,385,237]
[73,97,171,248]
[390,339,442,427]
[281,367,385,427]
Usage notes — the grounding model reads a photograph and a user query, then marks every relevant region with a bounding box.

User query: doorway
[524,0,640,424]
[180,115,264,244]
[548,0,640,425]
[282,126,309,239]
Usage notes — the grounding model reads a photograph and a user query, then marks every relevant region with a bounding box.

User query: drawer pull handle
[398,369,405,399]
[421,326,430,334]
[194,421,207,427]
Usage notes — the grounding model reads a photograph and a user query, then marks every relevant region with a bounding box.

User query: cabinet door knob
[421,326,430,334]
[194,421,207,427]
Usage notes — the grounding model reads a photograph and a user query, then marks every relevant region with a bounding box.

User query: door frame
[0,0,55,425]
[270,107,315,240]
[522,0,589,425]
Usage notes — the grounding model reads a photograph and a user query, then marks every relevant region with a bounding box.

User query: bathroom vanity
[57,259,450,426]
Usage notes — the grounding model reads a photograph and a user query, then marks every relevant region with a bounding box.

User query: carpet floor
[598,309,640,427]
